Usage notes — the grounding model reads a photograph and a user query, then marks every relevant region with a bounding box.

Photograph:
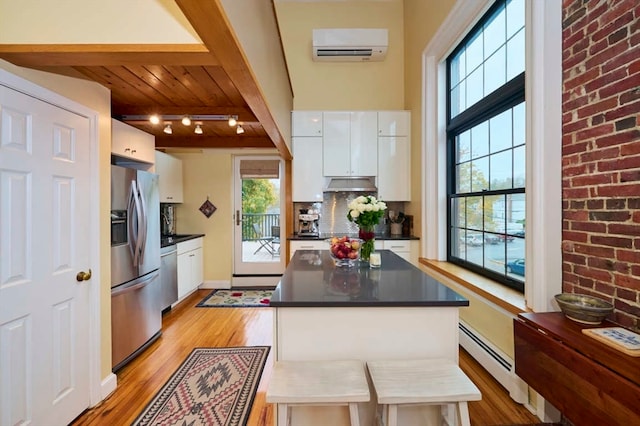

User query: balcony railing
[242,213,280,241]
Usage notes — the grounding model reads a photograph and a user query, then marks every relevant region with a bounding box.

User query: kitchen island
[270,249,469,425]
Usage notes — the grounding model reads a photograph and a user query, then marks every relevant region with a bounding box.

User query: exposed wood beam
[155,136,275,149]
[0,44,219,66]
[175,0,292,160]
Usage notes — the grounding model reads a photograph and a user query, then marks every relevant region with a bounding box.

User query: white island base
[273,306,461,425]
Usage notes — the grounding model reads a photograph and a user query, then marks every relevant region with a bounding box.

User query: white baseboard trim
[100,373,117,402]
[199,280,231,289]
[459,321,528,405]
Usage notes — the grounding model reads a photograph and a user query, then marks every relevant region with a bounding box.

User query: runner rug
[196,289,273,308]
[132,346,270,426]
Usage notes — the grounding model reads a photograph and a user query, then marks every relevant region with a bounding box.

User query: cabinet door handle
[124,148,131,153]
[131,149,137,154]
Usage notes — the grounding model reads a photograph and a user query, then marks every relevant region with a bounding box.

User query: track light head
[228,116,237,127]
[181,116,191,126]
[194,124,203,135]
[163,123,172,134]
[236,124,244,134]
[149,114,160,125]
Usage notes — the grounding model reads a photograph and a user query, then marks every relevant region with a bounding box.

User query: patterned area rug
[196,289,273,307]
[132,346,270,426]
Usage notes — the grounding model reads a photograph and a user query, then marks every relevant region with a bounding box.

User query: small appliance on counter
[298,209,320,237]
[161,204,176,236]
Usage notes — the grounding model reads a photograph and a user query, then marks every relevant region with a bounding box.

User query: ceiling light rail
[120,114,238,122]
[118,114,244,136]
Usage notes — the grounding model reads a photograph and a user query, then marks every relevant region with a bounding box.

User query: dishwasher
[160,244,178,312]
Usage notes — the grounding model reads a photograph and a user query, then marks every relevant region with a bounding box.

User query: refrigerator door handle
[138,179,148,264]
[128,180,143,267]
[111,271,159,298]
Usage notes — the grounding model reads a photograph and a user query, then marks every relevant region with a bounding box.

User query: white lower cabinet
[290,239,417,264]
[177,237,203,300]
[382,240,418,264]
[289,240,326,260]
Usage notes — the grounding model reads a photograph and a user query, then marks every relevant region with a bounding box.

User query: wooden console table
[514,313,640,425]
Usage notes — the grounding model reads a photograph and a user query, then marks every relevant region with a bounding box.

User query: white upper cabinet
[378,111,410,136]
[155,151,184,203]
[378,136,411,201]
[323,111,377,176]
[292,111,323,137]
[351,112,378,176]
[323,112,350,176]
[111,119,155,164]
[292,111,325,202]
[378,111,411,201]
[292,137,324,202]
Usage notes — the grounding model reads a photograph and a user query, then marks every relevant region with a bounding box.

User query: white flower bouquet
[347,195,387,228]
[347,196,387,261]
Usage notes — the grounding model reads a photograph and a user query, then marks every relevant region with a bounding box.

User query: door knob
[76,269,92,282]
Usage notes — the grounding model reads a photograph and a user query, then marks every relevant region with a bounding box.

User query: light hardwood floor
[72,289,540,426]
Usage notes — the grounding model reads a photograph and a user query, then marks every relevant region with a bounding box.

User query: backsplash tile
[294,193,404,236]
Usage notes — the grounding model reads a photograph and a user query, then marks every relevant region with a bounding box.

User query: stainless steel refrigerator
[110,165,161,371]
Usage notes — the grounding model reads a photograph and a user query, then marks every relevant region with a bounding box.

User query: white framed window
[446,0,526,291]
[422,0,562,311]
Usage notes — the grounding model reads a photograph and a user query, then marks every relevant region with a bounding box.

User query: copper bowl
[554,293,613,325]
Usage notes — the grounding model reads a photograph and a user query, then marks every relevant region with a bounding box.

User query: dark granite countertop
[161,233,205,248]
[270,250,468,308]
[288,233,419,241]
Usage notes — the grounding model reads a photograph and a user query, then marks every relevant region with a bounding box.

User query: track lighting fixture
[136,114,244,136]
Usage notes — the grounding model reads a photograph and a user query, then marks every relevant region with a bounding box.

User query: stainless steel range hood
[324,176,377,192]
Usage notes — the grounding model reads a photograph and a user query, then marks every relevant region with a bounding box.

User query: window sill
[419,258,529,316]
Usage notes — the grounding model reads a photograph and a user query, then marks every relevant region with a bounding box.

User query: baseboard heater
[459,320,528,404]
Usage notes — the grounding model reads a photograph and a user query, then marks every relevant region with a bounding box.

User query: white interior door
[0,84,92,425]
[233,156,284,277]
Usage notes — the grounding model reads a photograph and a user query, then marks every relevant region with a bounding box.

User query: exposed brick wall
[562,0,640,328]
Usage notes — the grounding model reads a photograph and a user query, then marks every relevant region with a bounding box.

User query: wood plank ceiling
[0,1,291,158]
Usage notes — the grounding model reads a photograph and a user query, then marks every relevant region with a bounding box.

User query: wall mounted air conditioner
[312,28,388,62]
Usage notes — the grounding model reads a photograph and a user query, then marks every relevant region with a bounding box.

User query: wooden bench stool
[266,360,370,426]
[367,358,481,426]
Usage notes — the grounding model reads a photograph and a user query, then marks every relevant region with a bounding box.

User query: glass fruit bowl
[326,236,362,267]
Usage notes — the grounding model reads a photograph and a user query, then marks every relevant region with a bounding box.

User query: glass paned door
[233,156,284,275]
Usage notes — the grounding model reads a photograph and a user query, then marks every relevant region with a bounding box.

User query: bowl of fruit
[327,236,362,267]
